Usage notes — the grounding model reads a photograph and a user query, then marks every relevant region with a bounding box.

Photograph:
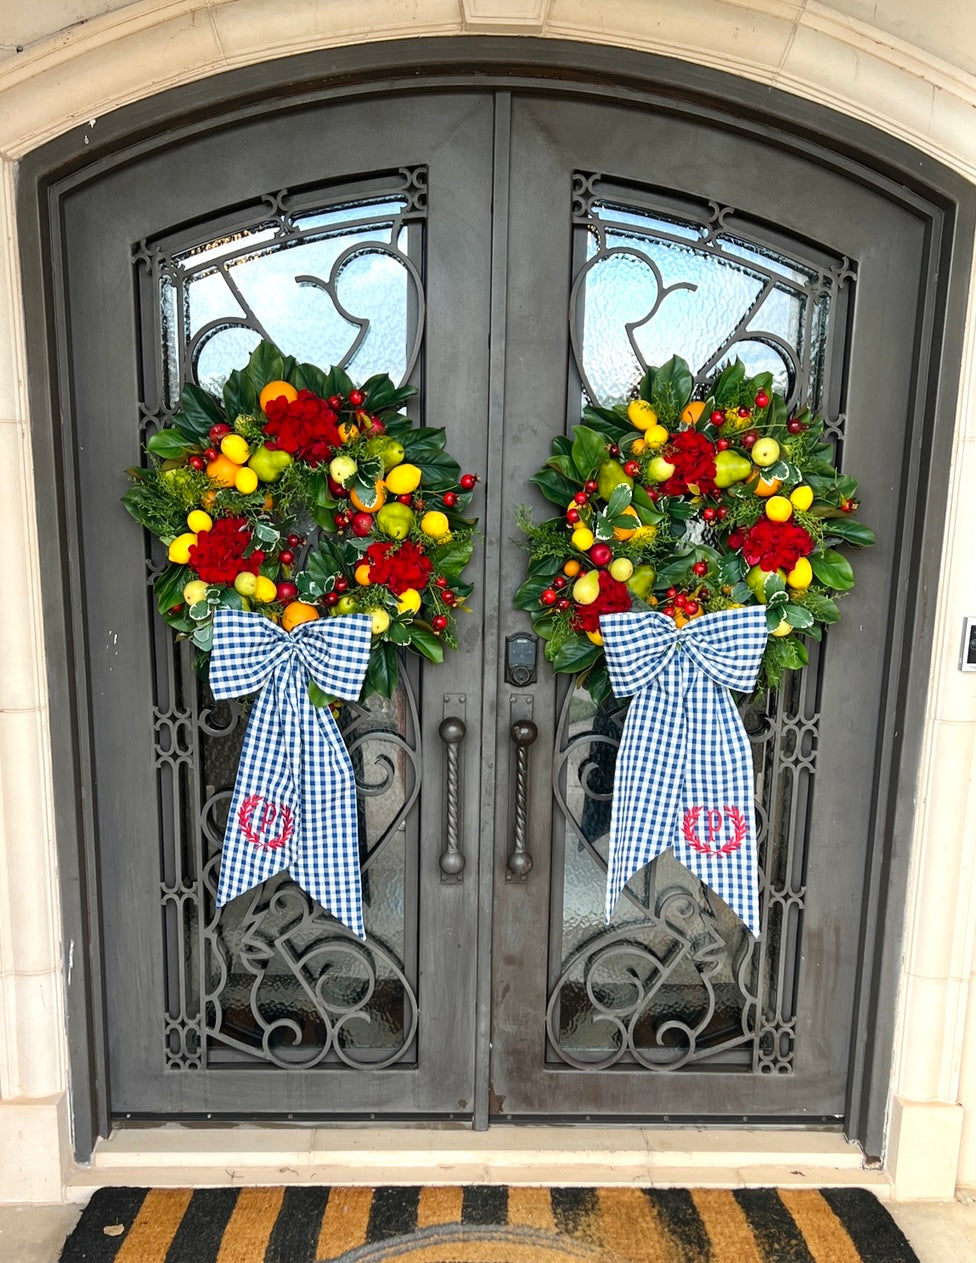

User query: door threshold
[66,1125,892,1202]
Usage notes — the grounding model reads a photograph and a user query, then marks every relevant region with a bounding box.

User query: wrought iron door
[57,85,928,1125]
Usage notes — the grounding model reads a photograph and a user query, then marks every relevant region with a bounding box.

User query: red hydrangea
[263,389,343,466]
[660,429,717,496]
[571,570,632,632]
[741,518,814,572]
[188,516,261,585]
[365,540,433,595]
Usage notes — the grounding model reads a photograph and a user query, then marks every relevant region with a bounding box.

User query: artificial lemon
[771,619,792,637]
[259,380,298,412]
[420,510,450,539]
[233,572,258,598]
[167,532,197,564]
[370,608,391,636]
[182,579,209,606]
[627,399,658,430]
[253,575,278,604]
[186,510,213,533]
[397,588,422,615]
[630,438,647,455]
[644,424,670,448]
[570,526,595,552]
[282,601,320,632]
[384,463,423,496]
[220,434,251,465]
[787,557,813,590]
[790,484,814,512]
[235,466,259,495]
[765,495,793,523]
[586,629,604,646]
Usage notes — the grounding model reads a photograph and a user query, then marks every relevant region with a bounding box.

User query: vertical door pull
[508,719,538,880]
[438,716,466,881]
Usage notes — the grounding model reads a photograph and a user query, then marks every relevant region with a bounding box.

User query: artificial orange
[337,422,359,443]
[282,601,320,632]
[354,563,372,586]
[681,400,707,426]
[563,559,581,577]
[206,454,240,488]
[349,480,386,513]
[613,505,641,540]
[259,380,298,412]
[751,473,782,498]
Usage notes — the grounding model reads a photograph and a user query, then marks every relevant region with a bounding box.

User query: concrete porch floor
[3,1196,973,1262]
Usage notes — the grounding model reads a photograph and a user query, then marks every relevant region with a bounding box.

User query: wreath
[123,340,478,701]
[517,355,874,700]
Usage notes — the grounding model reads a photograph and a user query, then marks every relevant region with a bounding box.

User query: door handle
[508,719,538,880]
[438,715,466,881]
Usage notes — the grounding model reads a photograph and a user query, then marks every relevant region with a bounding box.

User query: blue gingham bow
[600,606,769,935]
[210,608,373,937]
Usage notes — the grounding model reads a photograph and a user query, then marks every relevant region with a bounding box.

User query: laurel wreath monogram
[682,804,748,856]
[238,793,295,850]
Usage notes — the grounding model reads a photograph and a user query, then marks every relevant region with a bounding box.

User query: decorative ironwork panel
[547,177,849,1072]
[571,172,854,421]
[140,172,428,1072]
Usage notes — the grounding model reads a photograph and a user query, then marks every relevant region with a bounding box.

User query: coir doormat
[58,1185,920,1263]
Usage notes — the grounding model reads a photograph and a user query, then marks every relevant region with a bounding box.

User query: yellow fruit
[206,454,240,487]
[746,564,786,602]
[608,557,634,582]
[253,575,278,604]
[168,532,197,564]
[354,563,372,586]
[220,434,251,465]
[772,620,792,637]
[790,484,814,512]
[282,601,320,632]
[234,572,258,598]
[644,424,670,448]
[349,480,386,513]
[187,510,213,533]
[681,400,707,426]
[630,438,647,455]
[420,510,450,539]
[370,608,391,635]
[787,557,813,590]
[765,495,793,523]
[385,463,423,496]
[563,559,581,577]
[613,505,641,540]
[337,422,359,443]
[571,526,595,552]
[586,629,604,646]
[627,399,658,430]
[234,466,259,495]
[752,474,782,498]
[397,588,422,615]
[259,380,298,412]
[751,437,781,468]
[182,579,208,606]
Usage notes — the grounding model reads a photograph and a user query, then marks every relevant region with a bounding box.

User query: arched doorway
[19,39,969,1160]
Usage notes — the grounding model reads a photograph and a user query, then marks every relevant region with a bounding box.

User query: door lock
[505,632,538,686]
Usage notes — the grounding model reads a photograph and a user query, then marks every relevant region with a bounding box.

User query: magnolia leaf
[811,548,855,590]
[570,425,608,480]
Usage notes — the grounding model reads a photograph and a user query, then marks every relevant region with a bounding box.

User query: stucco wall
[0,0,974,1199]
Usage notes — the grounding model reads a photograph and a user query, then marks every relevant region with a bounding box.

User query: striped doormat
[58,1185,920,1262]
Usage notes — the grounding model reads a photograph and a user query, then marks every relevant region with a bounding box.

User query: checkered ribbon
[601,606,769,936]
[210,608,373,937]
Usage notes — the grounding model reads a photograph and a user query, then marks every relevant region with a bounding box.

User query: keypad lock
[505,632,539,686]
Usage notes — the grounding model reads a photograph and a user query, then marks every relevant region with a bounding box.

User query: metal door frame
[17,36,974,1162]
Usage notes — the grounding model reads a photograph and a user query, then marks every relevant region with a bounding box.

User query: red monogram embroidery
[682,805,747,856]
[238,793,294,850]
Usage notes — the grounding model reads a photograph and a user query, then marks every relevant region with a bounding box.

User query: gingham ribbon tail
[210,609,373,937]
[601,606,770,936]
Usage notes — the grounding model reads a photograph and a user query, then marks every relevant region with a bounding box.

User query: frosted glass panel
[573,193,836,411]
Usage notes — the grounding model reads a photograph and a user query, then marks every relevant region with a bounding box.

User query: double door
[61,86,926,1127]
